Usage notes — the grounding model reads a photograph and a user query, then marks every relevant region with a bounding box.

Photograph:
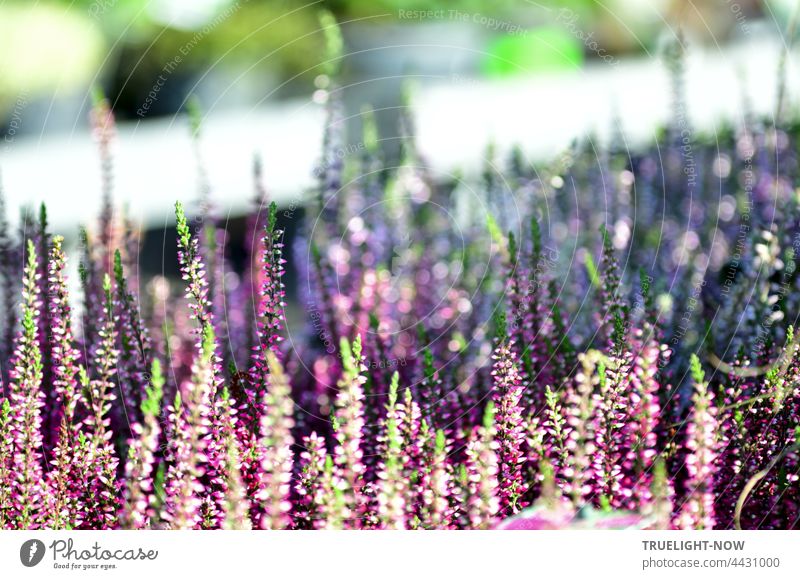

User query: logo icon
[20,539,46,567]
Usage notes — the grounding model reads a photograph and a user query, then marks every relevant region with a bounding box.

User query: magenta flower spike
[120,360,164,529]
[77,274,121,529]
[0,398,14,527]
[491,338,526,515]
[6,240,47,529]
[376,371,407,529]
[417,424,455,529]
[590,353,631,509]
[332,335,368,528]
[256,351,295,530]
[174,201,230,527]
[465,402,500,529]
[45,236,87,529]
[163,324,216,529]
[114,249,153,425]
[543,385,574,498]
[624,329,664,513]
[294,431,328,529]
[677,355,719,530]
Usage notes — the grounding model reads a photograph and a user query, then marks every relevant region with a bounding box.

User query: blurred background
[0,0,798,237]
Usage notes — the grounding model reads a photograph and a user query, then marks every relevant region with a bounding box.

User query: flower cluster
[1,72,800,531]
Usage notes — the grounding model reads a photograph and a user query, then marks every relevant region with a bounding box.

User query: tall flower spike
[251,202,286,391]
[120,359,164,529]
[377,372,406,529]
[590,355,629,508]
[491,338,526,516]
[114,249,153,425]
[465,402,500,529]
[163,324,215,529]
[256,351,295,530]
[48,237,82,420]
[418,427,454,529]
[45,236,86,529]
[175,201,213,339]
[543,385,573,498]
[319,455,347,530]
[79,274,121,529]
[294,432,328,529]
[677,354,718,530]
[6,240,47,529]
[36,205,57,453]
[398,382,423,528]
[0,398,13,528]
[175,202,229,527]
[222,435,252,531]
[333,335,368,528]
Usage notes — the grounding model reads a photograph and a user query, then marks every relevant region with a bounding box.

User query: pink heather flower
[174,202,230,527]
[376,372,407,529]
[256,352,295,530]
[79,274,121,529]
[0,398,13,527]
[590,354,631,509]
[319,454,348,529]
[465,402,500,529]
[332,335,368,528]
[397,385,423,528]
[120,360,164,529]
[222,433,253,530]
[48,236,82,425]
[45,236,86,529]
[624,330,665,512]
[113,249,153,425]
[562,351,602,505]
[677,354,718,530]
[417,424,455,529]
[6,240,47,529]
[162,326,217,529]
[294,431,328,529]
[252,202,286,371]
[491,338,526,515]
[175,201,214,346]
[543,385,574,497]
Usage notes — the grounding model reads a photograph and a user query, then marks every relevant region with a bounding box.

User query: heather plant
[2,53,800,530]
